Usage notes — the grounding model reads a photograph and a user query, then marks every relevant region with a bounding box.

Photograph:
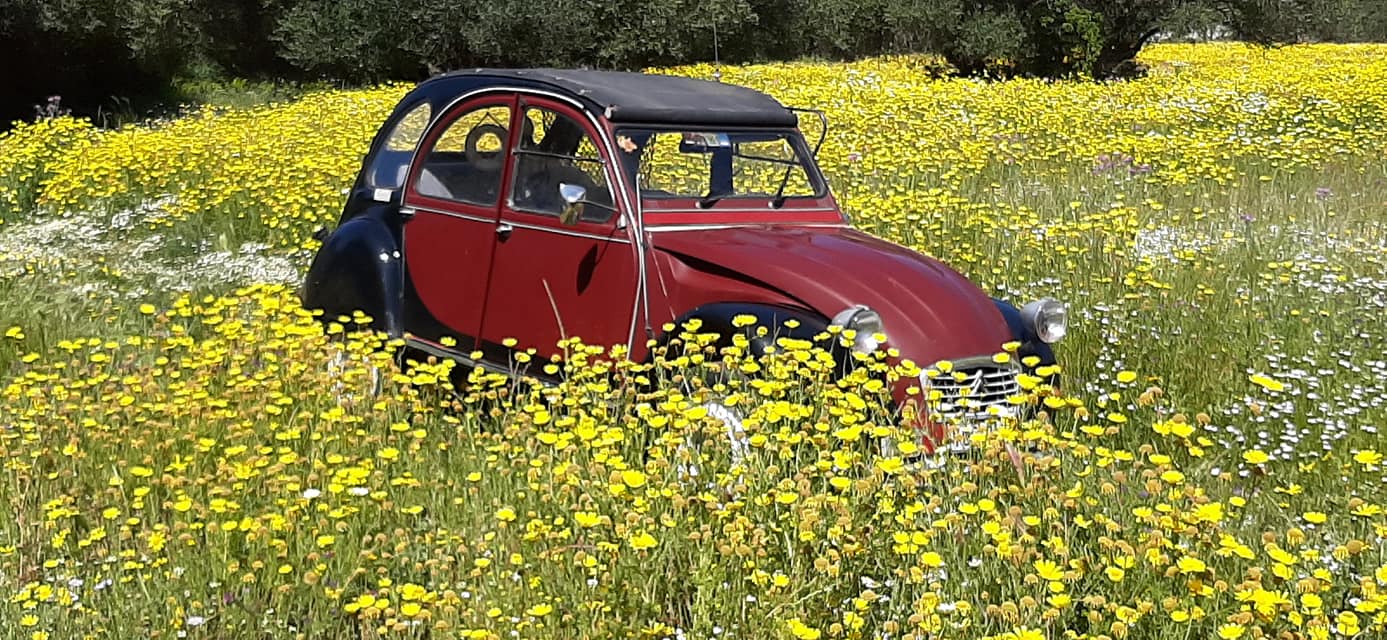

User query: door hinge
[399,206,416,221]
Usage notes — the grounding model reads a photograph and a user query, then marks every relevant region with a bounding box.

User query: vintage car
[302,68,1066,452]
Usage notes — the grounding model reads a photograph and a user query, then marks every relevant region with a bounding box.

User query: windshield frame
[611,125,839,223]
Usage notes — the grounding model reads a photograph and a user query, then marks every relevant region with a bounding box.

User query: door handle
[496,223,514,239]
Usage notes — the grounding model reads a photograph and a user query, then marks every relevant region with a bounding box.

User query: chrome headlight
[1020,298,1068,344]
[830,305,885,353]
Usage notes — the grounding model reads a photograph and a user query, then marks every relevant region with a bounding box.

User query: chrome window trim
[506,103,618,222]
[408,205,491,225]
[644,222,849,232]
[405,86,639,235]
[499,218,632,243]
[613,124,832,200]
[646,207,841,215]
[409,205,631,244]
[402,91,516,201]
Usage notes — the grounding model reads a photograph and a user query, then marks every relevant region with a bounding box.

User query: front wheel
[673,399,750,486]
[325,338,387,404]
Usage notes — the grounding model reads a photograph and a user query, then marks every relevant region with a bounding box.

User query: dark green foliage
[1163,2,1229,40]
[4,0,1387,129]
[930,1,1184,78]
[272,0,421,79]
[1215,0,1387,43]
[5,1,145,124]
[267,0,760,77]
[2,0,288,126]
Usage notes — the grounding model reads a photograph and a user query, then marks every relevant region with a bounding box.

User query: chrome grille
[921,358,1022,424]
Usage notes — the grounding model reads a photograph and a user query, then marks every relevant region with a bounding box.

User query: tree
[2,0,163,124]
[926,0,1192,79]
[5,0,1386,129]
[918,0,1387,79]
[272,0,421,80]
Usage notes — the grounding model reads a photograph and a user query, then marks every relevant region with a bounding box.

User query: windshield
[614,129,823,207]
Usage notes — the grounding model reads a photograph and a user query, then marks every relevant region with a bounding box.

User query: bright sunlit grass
[1,43,1385,639]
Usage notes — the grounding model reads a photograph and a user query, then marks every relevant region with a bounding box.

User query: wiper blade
[768,167,793,208]
[772,107,828,207]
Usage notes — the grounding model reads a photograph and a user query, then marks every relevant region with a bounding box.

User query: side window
[414,104,512,206]
[368,102,431,189]
[510,106,614,223]
[385,103,432,151]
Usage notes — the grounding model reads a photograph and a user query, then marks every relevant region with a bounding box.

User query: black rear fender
[302,211,405,337]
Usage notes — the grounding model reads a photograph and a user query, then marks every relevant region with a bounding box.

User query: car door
[479,97,638,361]
[401,95,518,349]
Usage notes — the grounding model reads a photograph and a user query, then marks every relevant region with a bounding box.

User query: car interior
[415,108,511,205]
[511,110,615,223]
[413,106,616,224]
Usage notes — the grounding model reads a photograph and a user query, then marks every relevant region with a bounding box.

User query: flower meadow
[2,43,1387,640]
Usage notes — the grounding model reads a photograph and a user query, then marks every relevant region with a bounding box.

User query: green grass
[2,50,1387,639]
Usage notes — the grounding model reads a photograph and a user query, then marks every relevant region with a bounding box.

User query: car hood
[650,225,1014,363]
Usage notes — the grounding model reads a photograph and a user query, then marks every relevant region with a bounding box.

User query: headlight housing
[831,305,885,353]
[1020,298,1068,344]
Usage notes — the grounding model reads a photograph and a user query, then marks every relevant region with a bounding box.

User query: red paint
[643,225,1014,452]
[640,194,843,227]
[625,247,808,363]
[402,95,519,347]
[648,225,1013,364]
[478,98,640,358]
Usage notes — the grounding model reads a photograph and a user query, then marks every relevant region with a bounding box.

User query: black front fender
[302,212,404,337]
[657,302,831,353]
[992,298,1059,372]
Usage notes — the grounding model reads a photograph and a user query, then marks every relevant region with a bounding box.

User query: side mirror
[558,183,587,226]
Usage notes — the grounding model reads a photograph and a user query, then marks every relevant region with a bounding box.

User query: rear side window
[384,103,432,151]
[367,102,432,189]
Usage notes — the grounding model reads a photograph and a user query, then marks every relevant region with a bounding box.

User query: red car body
[303,69,1063,451]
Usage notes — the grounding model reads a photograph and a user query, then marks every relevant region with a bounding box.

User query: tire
[672,398,750,487]
[326,340,385,404]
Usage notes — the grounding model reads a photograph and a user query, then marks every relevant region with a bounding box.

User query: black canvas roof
[429,68,799,128]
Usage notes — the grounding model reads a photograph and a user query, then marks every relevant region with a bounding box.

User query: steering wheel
[464,123,507,172]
